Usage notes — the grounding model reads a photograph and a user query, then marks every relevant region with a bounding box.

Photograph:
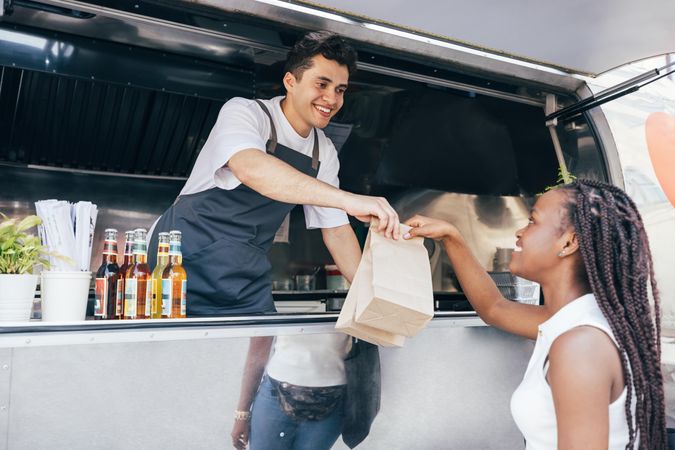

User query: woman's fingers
[404,219,420,228]
[231,425,249,450]
[404,215,427,228]
[232,435,246,450]
[404,224,427,239]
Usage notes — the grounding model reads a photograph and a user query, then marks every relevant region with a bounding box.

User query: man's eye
[318,83,327,89]
[528,218,534,224]
[337,88,346,94]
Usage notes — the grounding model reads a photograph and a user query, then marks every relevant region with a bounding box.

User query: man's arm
[321,224,361,283]
[229,149,400,239]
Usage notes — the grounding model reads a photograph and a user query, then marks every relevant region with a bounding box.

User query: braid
[559,180,666,449]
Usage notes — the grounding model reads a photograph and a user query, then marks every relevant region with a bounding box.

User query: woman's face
[509,190,572,282]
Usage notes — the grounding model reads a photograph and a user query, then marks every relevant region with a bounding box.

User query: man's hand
[342,193,400,239]
[231,419,250,450]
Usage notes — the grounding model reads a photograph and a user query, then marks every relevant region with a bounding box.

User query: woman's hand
[403,215,458,241]
[231,419,250,450]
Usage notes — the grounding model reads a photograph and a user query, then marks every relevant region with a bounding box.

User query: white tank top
[510,293,637,449]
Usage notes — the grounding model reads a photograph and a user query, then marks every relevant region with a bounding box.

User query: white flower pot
[0,274,38,321]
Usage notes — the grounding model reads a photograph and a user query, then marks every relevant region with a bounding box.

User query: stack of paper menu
[34,200,98,271]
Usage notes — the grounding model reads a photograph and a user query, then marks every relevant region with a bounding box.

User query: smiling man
[149,31,399,316]
[149,33,395,449]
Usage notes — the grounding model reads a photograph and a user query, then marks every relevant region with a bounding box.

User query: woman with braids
[403,179,666,449]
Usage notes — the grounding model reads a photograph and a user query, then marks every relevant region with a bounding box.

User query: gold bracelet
[234,410,252,421]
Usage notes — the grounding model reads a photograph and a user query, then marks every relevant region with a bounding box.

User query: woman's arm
[548,327,620,449]
[405,215,550,339]
[231,336,274,450]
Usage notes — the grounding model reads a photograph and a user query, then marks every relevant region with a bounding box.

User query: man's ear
[282,72,296,93]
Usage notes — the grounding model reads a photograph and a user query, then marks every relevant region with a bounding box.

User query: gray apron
[149,100,320,316]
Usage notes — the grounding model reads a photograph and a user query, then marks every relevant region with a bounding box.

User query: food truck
[0,1,674,448]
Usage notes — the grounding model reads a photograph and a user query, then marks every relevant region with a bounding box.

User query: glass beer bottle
[115,230,134,320]
[94,229,120,320]
[151,232,170,319]
[161,230,187,319]
[124,228,152,320]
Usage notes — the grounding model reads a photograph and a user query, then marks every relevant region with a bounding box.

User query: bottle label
[169,243,181,256]
[134,242,147,256]
[151,278,159,316]
[144,279,152,317]
[124,279,137,318]
[103,240,118,256]
[94,278,107,317]
[116,279,124,316]
[161,279,172,317]
[181,280,187,317]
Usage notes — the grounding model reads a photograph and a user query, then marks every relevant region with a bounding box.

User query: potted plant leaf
[0,213,50,321]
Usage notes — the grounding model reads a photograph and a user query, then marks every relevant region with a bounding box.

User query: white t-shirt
[180,96,349,230]
[265,334,351,386]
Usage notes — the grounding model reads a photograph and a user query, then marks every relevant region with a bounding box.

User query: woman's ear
[561,231,581,256]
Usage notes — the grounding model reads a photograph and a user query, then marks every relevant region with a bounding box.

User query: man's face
[283,54,349,135]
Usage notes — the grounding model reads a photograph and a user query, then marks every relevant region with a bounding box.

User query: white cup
[41,271,92,322]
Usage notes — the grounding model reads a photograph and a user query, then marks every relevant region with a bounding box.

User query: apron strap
[254,99,278,154]
[256,99,319,171]
[311,128,319,171]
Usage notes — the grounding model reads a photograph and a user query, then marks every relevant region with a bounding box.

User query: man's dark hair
[284,31,357,79]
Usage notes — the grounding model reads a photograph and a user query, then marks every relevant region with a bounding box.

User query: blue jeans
[249,376,343,450]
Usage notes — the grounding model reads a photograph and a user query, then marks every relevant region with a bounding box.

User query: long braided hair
[558,179,666,449]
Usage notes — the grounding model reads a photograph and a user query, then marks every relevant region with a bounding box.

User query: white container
[41,271,92,322]
[488,271,541,305]
[0,274,39,321]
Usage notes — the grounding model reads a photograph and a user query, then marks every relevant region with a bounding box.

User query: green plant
[0,213,50,274]
[543,165,577,193]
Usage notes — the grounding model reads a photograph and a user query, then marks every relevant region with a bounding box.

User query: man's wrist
[335,189,351,211]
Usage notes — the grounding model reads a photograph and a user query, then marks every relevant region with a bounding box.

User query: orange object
[645,112,675,207]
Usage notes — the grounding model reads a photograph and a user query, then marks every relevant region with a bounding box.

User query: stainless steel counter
[0,315,528,450]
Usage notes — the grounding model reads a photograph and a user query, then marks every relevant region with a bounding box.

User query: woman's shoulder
[552,325,618,358]
[548,325,621,383]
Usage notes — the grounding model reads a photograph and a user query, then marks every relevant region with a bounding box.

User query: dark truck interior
[0,0,608,309]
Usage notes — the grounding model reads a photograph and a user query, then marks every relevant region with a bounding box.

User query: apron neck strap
[254,99,278,154]
[255,99,320,171]
[311,128,319,171]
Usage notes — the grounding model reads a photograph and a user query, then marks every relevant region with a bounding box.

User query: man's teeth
[514,246,522,252]
[315,105,331,113]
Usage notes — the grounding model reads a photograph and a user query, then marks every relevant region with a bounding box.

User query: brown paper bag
[354,224,434,337]
[335,231,406,347]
